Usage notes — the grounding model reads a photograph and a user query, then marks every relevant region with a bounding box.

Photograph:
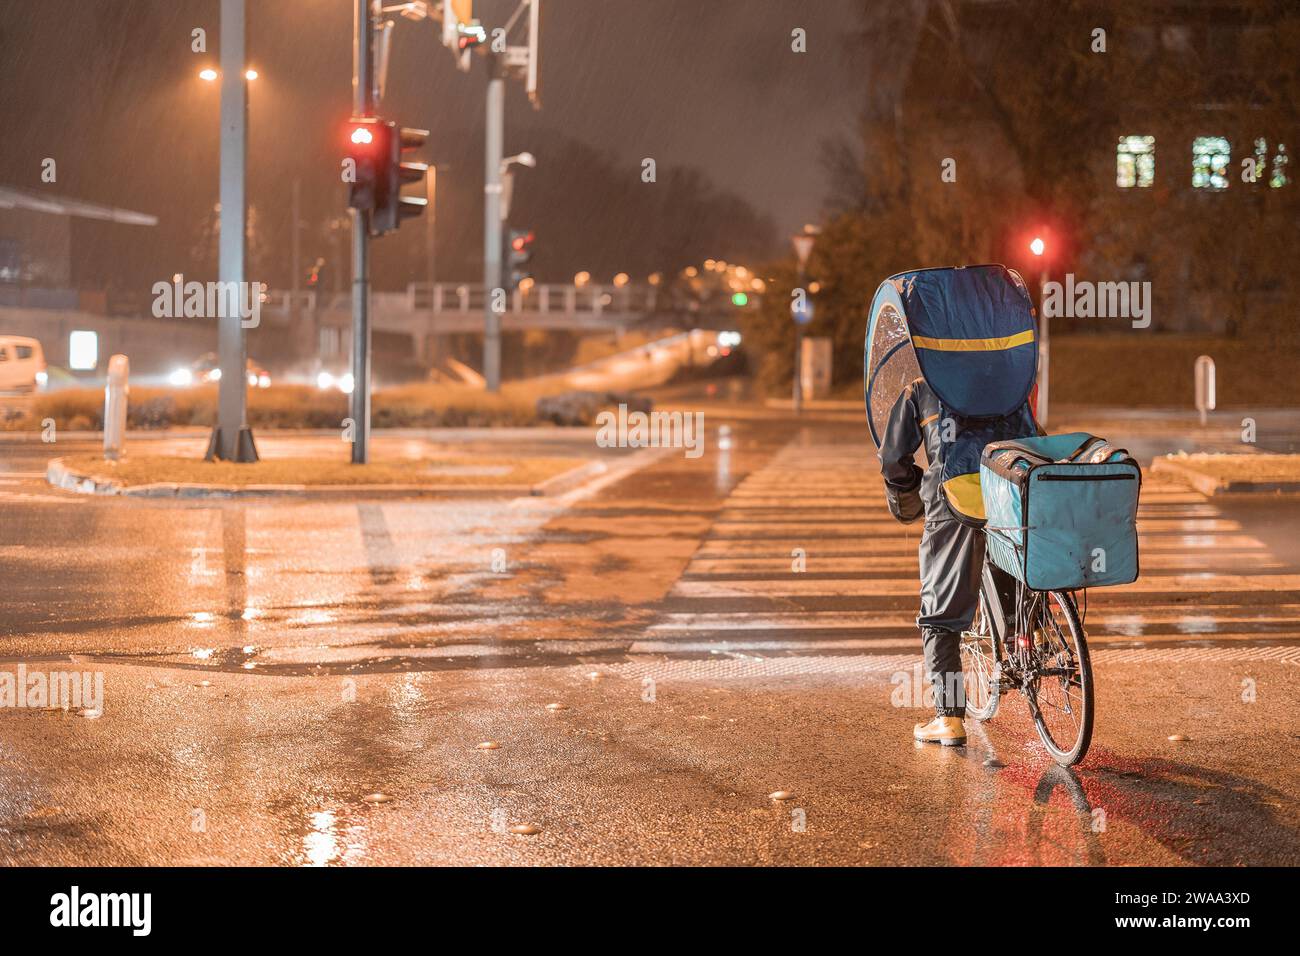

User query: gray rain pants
[917,518,985,718]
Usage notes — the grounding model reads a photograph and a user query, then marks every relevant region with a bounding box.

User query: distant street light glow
[199,68,218,82]
[244,69,258,81]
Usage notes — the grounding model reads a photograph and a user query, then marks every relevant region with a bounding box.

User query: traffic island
[1150,452,1300,495]
[46,454,603,499]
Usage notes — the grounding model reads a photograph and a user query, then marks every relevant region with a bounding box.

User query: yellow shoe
[913,715,967,747]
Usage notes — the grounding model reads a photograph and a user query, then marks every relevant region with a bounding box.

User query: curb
[45,457,608,501]
[1150,457,1300,495]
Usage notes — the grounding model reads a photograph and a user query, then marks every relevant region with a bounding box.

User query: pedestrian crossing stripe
[642,437,1300,663]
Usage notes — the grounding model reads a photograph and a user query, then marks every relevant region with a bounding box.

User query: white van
[0,336,48,393]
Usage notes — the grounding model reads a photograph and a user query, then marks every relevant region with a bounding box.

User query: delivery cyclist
[878,376,982,747]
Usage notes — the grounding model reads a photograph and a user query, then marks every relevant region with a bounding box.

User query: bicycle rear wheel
[1026,591,1094,766]
[960,566,1004,721]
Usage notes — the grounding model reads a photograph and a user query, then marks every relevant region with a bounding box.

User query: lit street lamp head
[198,67,258,82]
[502,151,536,170]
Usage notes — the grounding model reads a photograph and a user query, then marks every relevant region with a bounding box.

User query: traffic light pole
[208,0,258,462]
[793,264,804,415]
[351,0,374,463]
[483,54,505,393]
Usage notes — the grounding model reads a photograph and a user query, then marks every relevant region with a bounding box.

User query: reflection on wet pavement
[0,419,1297,865]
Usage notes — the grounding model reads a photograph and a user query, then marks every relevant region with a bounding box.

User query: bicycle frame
[980,556,1074,688]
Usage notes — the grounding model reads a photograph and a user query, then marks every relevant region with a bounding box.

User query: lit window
[1272,143,1289,188]
[69,330,98,370]
[1192,136,1230,189]
[1117,135,1155,187]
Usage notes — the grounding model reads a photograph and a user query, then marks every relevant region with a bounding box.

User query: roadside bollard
[104,354,129,461]
[1194,354,1216,427]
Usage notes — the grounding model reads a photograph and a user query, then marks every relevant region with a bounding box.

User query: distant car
[0,335,47,393]
[169,352,270,389]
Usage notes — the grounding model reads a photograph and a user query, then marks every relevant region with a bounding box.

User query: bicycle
[959,556,1094,766]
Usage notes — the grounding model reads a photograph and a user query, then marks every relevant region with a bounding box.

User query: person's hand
[884,469,923,524]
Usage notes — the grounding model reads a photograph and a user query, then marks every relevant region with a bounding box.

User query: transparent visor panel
[865,303,921,448]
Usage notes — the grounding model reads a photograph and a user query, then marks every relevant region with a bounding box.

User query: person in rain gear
[866,264,1042,747]
[878,378,981,747]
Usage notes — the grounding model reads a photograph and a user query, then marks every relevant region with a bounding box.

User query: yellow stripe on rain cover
[943,474,986,520]
[912,330,1035,352]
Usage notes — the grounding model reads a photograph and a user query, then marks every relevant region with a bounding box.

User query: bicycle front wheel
[1027,591,1094,766]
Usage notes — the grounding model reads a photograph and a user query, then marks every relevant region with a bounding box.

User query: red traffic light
[510,231,535,252]
[350,126,374,146]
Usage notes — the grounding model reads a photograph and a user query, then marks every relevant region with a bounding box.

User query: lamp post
[205,0,259,462]
[790,225,818,414]
[1030,235,1049,426]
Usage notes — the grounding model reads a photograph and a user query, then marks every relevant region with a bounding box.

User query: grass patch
[1160,453,1300,482]
[830,334,1300,407]
[58,454,584,488]
[4,380,574,432]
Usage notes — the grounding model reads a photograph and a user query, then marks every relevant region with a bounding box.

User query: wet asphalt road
[0,408,1297,865]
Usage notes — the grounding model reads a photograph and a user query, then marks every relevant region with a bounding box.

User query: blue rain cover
[884,265,1038,420]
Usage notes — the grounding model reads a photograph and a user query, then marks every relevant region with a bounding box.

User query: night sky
[0,0,867,290]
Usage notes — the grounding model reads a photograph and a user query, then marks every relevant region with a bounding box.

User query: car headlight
[316,372,334,390]
[34,370,48,387]
[338,373,355,395]
[168,368,193,387]
[257,374,270,389]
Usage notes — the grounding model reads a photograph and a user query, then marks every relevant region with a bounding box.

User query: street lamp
[198,67,258,82]
[499,152,535,222]
[502,151,536,170]
[1030,234,1049,425]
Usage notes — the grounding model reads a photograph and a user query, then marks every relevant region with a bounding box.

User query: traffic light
[372,124,430,236]
[505,227,534,290]
[346,117,385,213]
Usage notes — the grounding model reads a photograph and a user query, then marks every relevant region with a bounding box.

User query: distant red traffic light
[1030,237,1045,256]
[510,231,534,252]
[351,126,374,145]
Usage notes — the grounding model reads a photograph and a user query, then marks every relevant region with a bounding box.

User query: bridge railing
[262,283,661,317]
